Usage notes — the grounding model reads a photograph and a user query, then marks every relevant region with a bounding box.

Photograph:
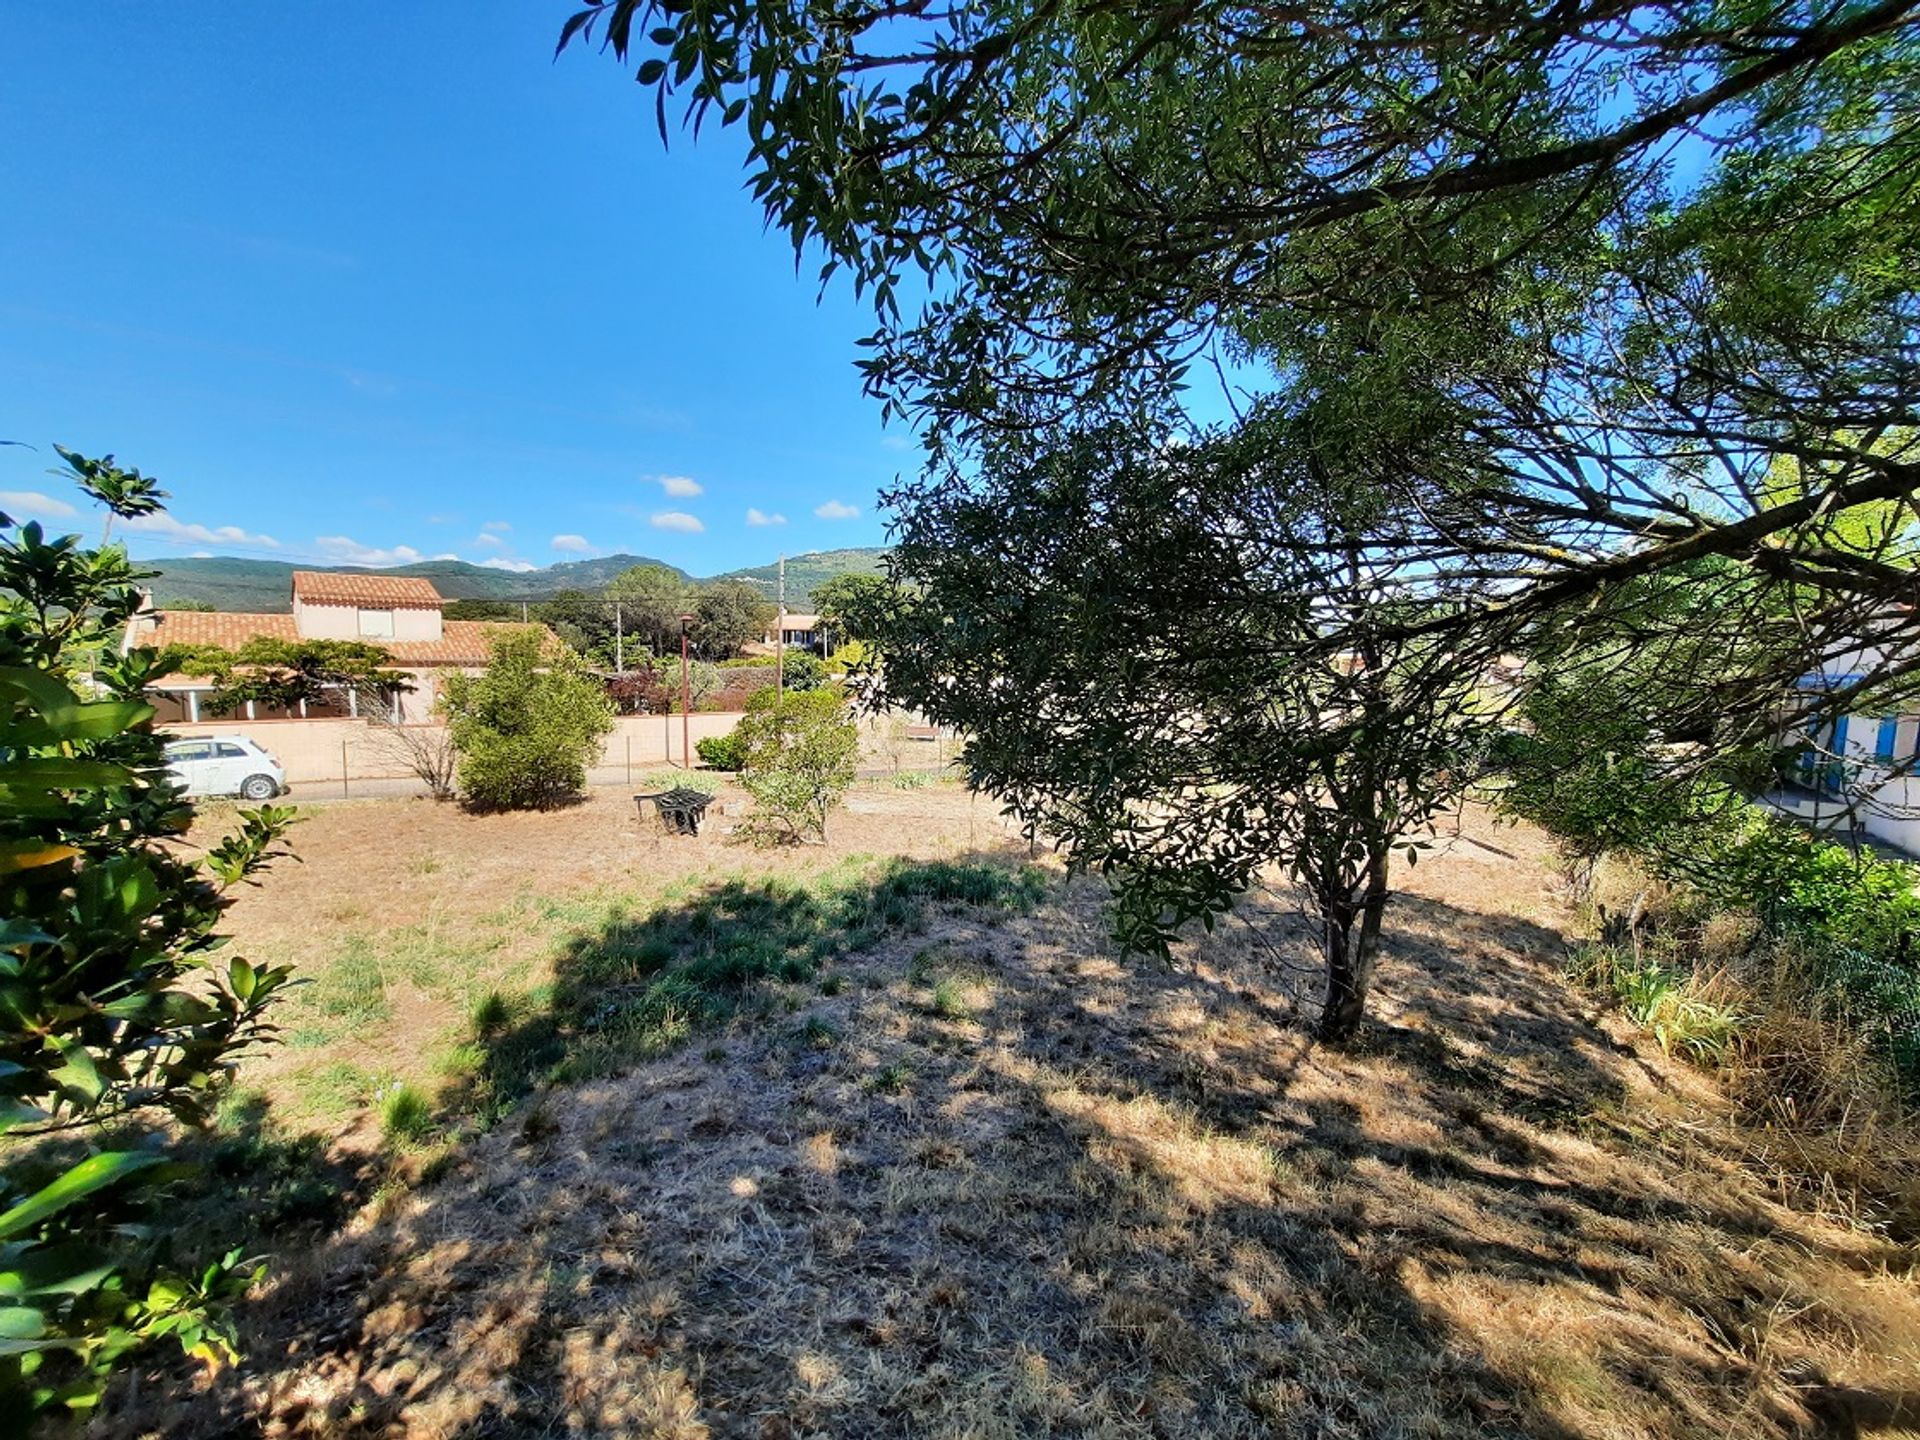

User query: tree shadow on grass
[443,854,1053,1126]
[91,864,1920,1439]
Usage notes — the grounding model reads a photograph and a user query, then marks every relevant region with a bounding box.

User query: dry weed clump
[91,803,1920,1440]
[1560,851,1920,1242]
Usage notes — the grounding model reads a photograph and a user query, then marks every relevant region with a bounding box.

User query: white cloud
[746,508,787,527]
[432,552,460,561]
[814,500,861,520]
[551,533,594,554]
[474,532,506,548]
[313,535,423,567]
[0,490,80,519]
[880,434,913,452]
[656,474,703,498]
[479,556,537,573]
[482,519,512,533]
[650,511,705,534]
[128,513,282,549]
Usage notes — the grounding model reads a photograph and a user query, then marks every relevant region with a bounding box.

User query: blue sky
[0,5,906,574]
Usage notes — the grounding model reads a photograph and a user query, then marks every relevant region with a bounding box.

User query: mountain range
[138,547,890,613]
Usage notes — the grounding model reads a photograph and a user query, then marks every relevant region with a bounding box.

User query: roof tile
[291,571,444,609]
[133,612,555,669]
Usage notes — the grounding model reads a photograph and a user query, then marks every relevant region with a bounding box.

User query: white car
[162,736,288,801]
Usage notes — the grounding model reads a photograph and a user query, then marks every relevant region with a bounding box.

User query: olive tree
[866,423,1499,1037]
[561,0,1920,1031]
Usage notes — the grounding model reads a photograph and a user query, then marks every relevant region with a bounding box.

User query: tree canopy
[538,570,767,666]
[565,0,1920,664]
[564,0,1920,1032]
[693,578,776,660]
[810,573,893,645]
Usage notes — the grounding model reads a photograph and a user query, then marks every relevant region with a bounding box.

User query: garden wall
[158,713,748,791]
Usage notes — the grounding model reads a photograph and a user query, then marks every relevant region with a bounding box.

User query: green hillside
[712,548,891,610]
[141,548,887,612]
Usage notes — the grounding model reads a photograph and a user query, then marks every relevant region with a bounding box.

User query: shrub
[442,634,615,810]
[608,657,722,715]
[826,639,872,674]
[735,688,859,843]
[779,651,830,691]
[1,456,299,1418]
[696,730,748,771]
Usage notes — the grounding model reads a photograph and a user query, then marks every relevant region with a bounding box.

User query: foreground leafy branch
[0,461,298,1419]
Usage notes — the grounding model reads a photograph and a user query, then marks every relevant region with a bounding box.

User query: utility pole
[776,555,786,708]
[679,614,695,768]
[615,602,624,673]
[521,601,528,622]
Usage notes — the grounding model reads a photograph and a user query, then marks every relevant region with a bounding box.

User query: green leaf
[0,758,133,792]
[0,1153,166,1241]
[0,1100,50,1135]
[48,1039,103,1107]
[43,699,154,744]
[0,1242,117,1298]
[0,919,58,949]
[0,1305,47,1340]
[0,666,82,717]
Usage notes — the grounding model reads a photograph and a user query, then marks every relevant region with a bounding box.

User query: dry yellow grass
[100,802,1920,1439]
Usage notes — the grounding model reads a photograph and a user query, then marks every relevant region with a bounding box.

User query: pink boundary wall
[158,713,747,787]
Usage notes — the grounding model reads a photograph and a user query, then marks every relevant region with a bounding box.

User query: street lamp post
[679,614,695,769]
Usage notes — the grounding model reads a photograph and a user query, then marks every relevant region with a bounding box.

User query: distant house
[1768,639,1920,852]
[761,611,823,651]
[122,571,554,725]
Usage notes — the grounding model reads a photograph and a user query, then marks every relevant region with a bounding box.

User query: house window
[359,608,394,638]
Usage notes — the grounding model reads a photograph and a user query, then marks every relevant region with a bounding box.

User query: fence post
[626,734,632,785]
[341,738,350,799]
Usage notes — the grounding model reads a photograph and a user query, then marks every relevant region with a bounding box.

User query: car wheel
[239,774,279,801]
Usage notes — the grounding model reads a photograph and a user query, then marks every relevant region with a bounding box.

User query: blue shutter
[1877,717,1899,761]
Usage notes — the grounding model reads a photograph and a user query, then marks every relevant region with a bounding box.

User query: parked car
[162,736,288,800]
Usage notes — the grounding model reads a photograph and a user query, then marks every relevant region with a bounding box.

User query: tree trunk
[1315,844,1392,1043]
[1317,903,1367,1042]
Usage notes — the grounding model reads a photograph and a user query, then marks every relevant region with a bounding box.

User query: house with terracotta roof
[122,571,556,725]
[759,612,823,651]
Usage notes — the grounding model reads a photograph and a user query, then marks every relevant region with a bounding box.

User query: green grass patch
[455,857,1047,1119]
[1567,943,1745,1064]
[378,1082,436,1144]
[305,944,390,1025]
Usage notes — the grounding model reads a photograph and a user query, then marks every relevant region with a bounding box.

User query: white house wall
[293,597,442,642]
